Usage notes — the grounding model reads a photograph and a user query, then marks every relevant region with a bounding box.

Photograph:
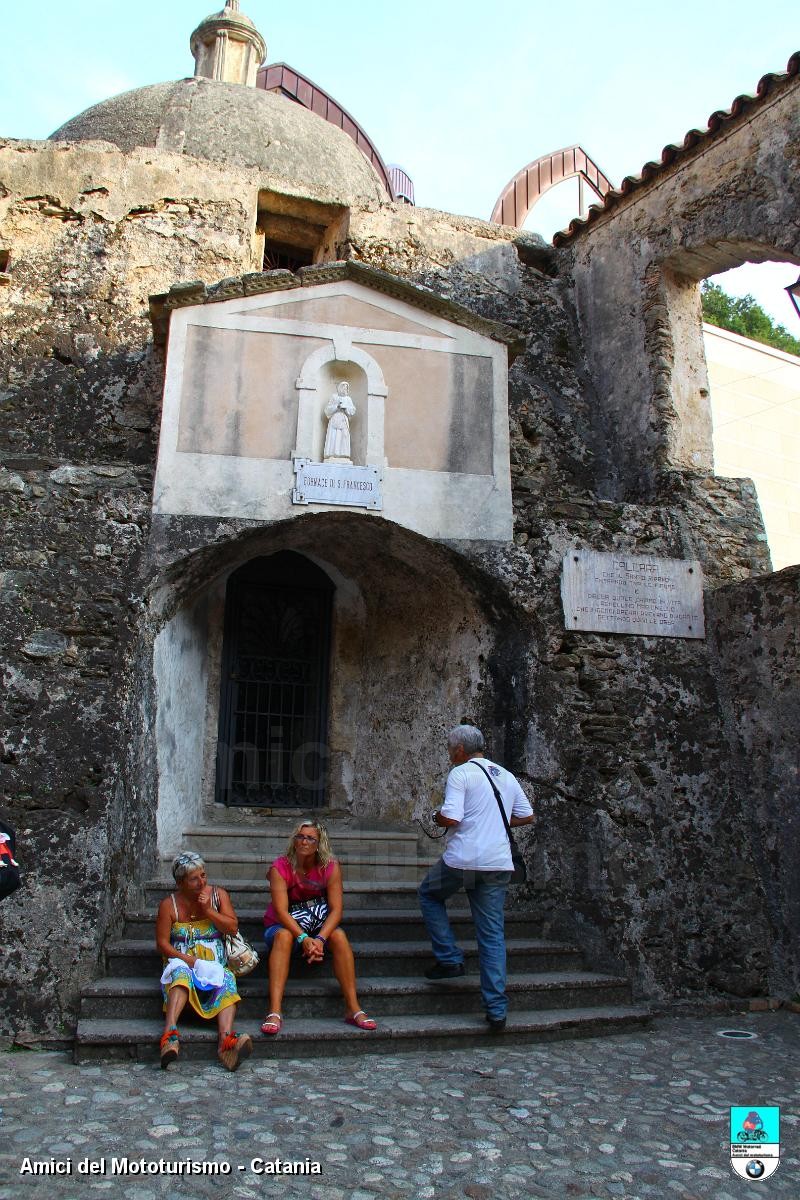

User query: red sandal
[260,1013,282,1035]
[345,1010,377,1031]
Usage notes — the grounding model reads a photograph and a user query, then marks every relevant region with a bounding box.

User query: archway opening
[689,255,800,569]
[648,241,800,559]
[150,513,523,854]
[215,551,334,809]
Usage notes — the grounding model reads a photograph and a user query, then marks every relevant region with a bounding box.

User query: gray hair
[172,851,205,882]
[447,724,485,756]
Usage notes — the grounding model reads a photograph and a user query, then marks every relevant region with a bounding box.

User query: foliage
[701,281,800,357]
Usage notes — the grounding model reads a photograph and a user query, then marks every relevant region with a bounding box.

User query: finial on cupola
[190,2,267,87]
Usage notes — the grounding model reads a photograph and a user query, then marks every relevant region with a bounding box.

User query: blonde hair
[284,818,333,870]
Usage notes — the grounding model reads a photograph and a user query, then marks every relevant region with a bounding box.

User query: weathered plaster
[153,595,209,855]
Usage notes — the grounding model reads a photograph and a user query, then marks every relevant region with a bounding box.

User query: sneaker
[424,961,466,979]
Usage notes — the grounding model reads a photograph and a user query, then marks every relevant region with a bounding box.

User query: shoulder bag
[211,887,259,976]
[470,761,528,885]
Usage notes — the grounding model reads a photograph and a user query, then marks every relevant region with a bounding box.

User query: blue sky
[3,0,798,323]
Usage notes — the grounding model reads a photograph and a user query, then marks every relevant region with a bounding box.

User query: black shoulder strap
[470,760,514,846]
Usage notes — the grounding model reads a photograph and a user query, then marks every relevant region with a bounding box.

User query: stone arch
[149,513,525,854]
[490,145,611,228]
[567,61,800,495]
[294,342,389,466]
[649,239,800,476]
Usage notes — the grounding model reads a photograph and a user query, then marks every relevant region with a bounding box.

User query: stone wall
[707,565,800,998]
[0,127,788,1038]
[342,207,776,1004]
[0,462,152,1034]
[468,503,773,1004]
[0,140,264,1036]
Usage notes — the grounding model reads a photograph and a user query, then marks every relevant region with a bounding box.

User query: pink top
[263,855,337,927]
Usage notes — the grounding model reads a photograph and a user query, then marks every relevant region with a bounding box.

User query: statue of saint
[323,381,356,463]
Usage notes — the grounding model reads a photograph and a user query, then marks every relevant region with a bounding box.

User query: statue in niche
[323,381,356,463]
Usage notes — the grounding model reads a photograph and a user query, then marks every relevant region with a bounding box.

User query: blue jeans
[418,859,511,1020]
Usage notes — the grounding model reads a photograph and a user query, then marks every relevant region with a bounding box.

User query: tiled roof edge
[553,51,800,247]
[149,261,526,357]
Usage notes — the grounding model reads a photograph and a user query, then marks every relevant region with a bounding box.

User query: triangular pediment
[150,260,524,358]
[235,293,448,338]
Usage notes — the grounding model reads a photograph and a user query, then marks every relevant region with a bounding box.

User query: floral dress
[161,895,240,1019]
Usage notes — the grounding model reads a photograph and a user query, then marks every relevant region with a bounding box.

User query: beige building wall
[705,322,800,570]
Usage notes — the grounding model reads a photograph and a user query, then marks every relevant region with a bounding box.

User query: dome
[48,77,388,207]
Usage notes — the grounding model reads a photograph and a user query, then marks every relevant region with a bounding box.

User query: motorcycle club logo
[730,1107,780,1181]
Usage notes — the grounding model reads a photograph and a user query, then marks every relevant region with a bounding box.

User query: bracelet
[296,932,308,944]
[315,935,326,943]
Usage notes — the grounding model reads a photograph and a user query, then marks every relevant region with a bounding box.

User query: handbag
[211,888,260,976]
[470,761,528,885]
[289,897,329,936]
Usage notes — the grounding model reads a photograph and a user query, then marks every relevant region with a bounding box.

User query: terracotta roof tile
[553,51,800,247]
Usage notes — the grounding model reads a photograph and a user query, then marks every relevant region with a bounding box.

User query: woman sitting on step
[156,851,253,1071]
[261,819,377,1035]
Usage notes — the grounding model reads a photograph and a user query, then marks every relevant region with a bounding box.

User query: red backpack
[0,818,20,901]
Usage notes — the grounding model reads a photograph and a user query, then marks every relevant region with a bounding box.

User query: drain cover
[716,1029,759,1039]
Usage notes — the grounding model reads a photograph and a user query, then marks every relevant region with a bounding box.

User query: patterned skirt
[161,918,240,1019]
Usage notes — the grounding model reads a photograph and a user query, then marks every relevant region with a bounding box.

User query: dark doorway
[215,552,333,808]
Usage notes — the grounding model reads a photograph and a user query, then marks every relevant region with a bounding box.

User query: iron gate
[215,553,333,808]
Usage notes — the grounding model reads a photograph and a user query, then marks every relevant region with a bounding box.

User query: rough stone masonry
[0,24,798,1042]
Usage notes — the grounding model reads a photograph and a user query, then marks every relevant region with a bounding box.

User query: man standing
[418,725,534,1032]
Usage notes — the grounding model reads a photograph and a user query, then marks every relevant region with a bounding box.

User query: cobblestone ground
[1,1013,797,1199]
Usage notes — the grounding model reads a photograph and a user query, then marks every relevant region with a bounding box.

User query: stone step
[143,879,462,910]
[122,909,543,941]
[106,937,584,978]
[162,852,426,882]
[182,816,413,834]
[80,971,633,1020]
[179,825,439,860]
[74,1006,652,1062]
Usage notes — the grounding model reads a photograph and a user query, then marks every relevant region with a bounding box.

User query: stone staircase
[74,818,650,1061]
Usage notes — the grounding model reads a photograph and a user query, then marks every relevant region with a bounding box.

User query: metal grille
[216,557,332,808]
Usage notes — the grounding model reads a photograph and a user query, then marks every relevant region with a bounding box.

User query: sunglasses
[294,833,319,844]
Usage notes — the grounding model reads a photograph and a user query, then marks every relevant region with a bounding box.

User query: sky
[2,0,798,324]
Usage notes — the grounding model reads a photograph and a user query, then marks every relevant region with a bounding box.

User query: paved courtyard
[1,1012,797,1199]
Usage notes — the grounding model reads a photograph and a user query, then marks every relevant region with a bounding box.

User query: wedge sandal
[159,1026,180,1069]
[218,1031,253,1072]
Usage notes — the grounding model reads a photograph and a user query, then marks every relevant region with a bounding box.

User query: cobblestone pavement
[1,1013,797,1199]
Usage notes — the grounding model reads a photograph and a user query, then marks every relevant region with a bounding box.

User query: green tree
[701,280,800,357]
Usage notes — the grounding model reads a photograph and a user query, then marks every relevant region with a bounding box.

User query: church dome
[48,76,388,206]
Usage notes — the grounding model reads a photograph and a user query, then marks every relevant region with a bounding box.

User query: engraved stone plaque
[292,458,382,510]
[561,549,705,638]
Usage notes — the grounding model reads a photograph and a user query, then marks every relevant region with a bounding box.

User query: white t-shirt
[440,757,533,871]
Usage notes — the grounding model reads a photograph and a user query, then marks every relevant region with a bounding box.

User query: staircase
[74,818,650,1061]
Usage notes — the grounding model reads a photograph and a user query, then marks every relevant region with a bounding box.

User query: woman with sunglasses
[260,819,377,1035]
